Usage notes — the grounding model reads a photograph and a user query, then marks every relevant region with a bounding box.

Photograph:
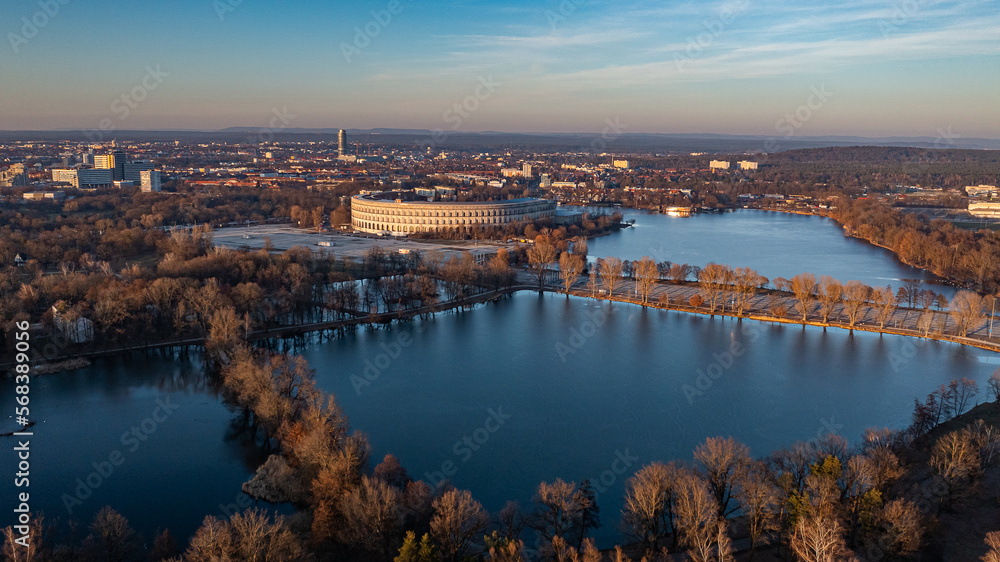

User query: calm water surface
[585,208,950,294]
[303,292,993,546]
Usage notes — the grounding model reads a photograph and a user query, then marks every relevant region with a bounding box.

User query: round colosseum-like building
[351,192,556,235]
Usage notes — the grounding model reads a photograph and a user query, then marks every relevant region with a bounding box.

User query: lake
[585,208,951,295]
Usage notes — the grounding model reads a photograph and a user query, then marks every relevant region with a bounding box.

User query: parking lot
[213,224,512,261]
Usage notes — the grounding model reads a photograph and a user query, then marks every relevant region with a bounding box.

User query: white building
[709,160,731,170]
[966,185,998,198]
[51,168,114,189]
[969,202,1000,217]
[52,304,95,344]
[613,159,629,169]
[141,169,162,192]
[738,161,759,170]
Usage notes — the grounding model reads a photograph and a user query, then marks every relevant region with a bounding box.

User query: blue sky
[1,0,998,137]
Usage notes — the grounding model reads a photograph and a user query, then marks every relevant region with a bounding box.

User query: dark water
[585,208,951,294]
[0,210,986,548]
[302,292,995,546]
[0,352,269,543]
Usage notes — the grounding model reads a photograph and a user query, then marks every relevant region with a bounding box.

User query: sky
[1,0,998,137]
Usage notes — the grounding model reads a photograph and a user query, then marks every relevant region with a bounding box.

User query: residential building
[709,160,731,170]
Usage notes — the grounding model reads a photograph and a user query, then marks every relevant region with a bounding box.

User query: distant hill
[1,128,999,153]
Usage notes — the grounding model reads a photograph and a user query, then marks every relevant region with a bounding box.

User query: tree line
[2,226,522,361]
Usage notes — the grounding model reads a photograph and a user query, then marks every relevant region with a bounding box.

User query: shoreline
[0,285,534,376]
[7,274,999,377]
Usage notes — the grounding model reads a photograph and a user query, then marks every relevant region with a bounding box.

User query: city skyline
[1,0,998,138]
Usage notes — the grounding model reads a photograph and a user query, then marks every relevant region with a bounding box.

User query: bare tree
[87,506,136,562]
[527,241,558,291]
[790,273,818,323]
[621,462,681,554]
[731,267,763,317]
[789,513,850,562]
[734,461,780,559]
[1,515,46,562]
[431,489,491,562]
[955,377,979,414]
[870,498,923,558]
[668,263,692,283]
[698,263,731,315]
[674,470,727,562]
[530,479,593,554]
[816,276,843,324]
[187,508,301,562]
[951,290,987,337]
[872,286,896,330]
[337,475,405,556]
[634,256,659,305]
[930,429,982,507]
[842,281,871,328]
[989,369,1000,402]
[496,501,528,542]
[558,252,586,296]
[587,268,598,299]
[599,257,624,299]
[984,530,1000,562]
[694,436,751,517]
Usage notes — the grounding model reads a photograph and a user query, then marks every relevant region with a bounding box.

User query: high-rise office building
[124,161,154,184]
[95,150,127,180]
[140,170,161,192]
[338,129,347,156]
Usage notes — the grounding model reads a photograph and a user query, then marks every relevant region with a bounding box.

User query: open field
[212,224,513,261]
